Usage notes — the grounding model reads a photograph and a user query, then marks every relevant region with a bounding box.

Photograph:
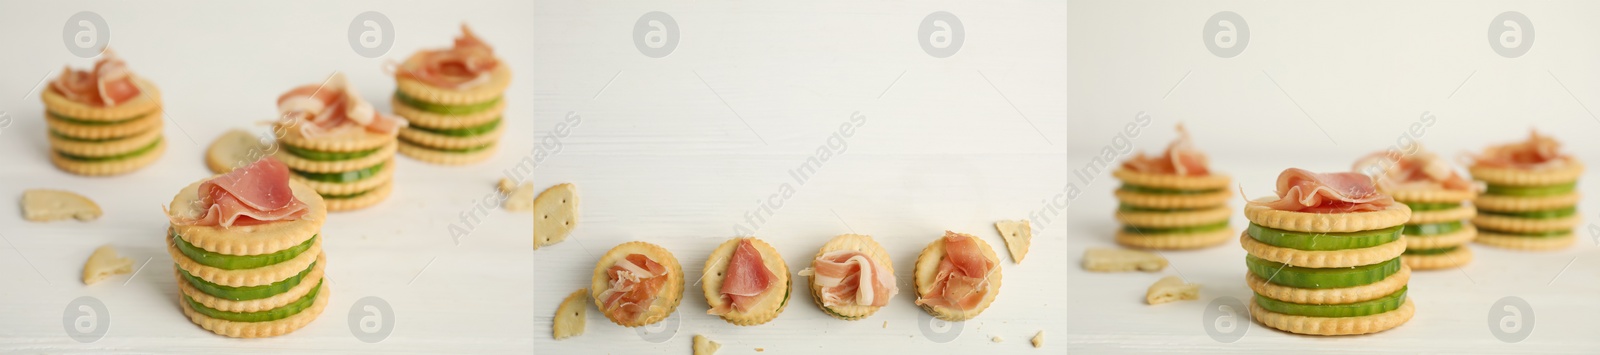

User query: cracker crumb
[991,336,1003,343]
[755,348,764,352]
[1082,247,1167,272]
[881,321,887,328]
[1031,330,1044,348]
[1145,276,1200,305]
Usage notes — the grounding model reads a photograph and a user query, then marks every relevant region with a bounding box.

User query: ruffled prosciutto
[50,49,141,107]
[597,254,669,322]
[799,250,897,307]
[708,239,777,315]
[1469,130,1570,170]
[1259,168,1395,213]
[277,72,405,138]
[1353,147,1473,192]
[1121,124,1211,176]
[170,158,310,228]
[914,232,995,310]
[397,24,500,90]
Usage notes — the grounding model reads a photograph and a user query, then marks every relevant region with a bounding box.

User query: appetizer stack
[1468,131,1583,250]
[273,73,406,211]
[592,241,684,327]
[913,231,1002,321]
[1242,169,1413,335]
[42,50,165,176]
[393,25,509,165]
[1113,125,1234,249]
[1354,147,1479,270]
[702,237,790,326]
[799,234,899,321]
[166,158,330,338]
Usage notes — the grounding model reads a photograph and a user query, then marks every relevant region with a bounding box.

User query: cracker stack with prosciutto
[392,24,509,165]
[272,72,405,211]
[798,234,898,320]
[591,241,685,327]
[702,237,791,325]
[1354,147,1478,270]
[165,157,330,338]
[914,231,1002,321]
[42,49,166,176]
[1112,125,1234,249]
[1466,131,1582,251]
[1242,168,1414,335]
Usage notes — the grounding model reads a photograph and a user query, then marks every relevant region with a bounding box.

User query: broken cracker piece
[991,336,1003,343]
[534,183,579,250]
[693,334,721,355]
[500,178,534,212]
[82,245,133,285]
[1031,330,1044,348]
[22,189,102,222]
[994,219,1033,263]
[1082,248,1167,272]
[553,288,587,339]
[1145,276,1200,305]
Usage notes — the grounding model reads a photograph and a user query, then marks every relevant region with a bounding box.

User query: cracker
[392,97,505,129]
[324,180,394,212]
[535,183,579,250]
[293,163,395,197]
[590,241,684,327]
[994,220,1033,263]
[1115,205,1232,228]
[1144,276,1199,305]
[22,189,102,222]
[701,237,790,326]
[1474,192,1580,212]
[168,234,323,287]
[1032,331,1044,348]
[914,232,1002,322]
[395,64,512,105]
[1403,246,1473,270]
[82,245,134,285]
[178,279,329,338]
[48,126,162,158]
[1469,159,1583,186]
[1239,234,1405,268]
[398,122,505,150]
[1471,214,1579,233]
[274,141,395,174]
[500,178,534,212]
[1115,188,1233,209]
[1082,248,1167,272]
[40,76,162,121]
[693,334,721,355]
[1250,298,1413,336]
[46,110,163,140]
[398,140,497,165]
[205,129,274,174]
[553,288,587,340]
[1111,169,1232,190]
[1474,231,1574,251]
[49,139,165,176]
[1244,200,1411,233]
[1386,187,1475,204]
[804,234,894,320]
[168,180,326,256]
[274,123,394,153]
[1404,224,1476,250]
[175,254,325,312]
[1115,227,1234,250]
[1408,206,1475,225]
[1246,266,1409,305]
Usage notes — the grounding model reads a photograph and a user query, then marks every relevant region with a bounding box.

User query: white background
[1070,1,1600,353]
[532,1,1067,354]
[0,1,535,353]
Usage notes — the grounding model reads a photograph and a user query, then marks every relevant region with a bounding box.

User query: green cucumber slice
[184,281,322,322]
[1485,183,1576,197]
[47,111,148,125]
[1403,202,1461,211]
[50,130,137,143]
[1403,246,1460,255]
[280,144,382,161]
[1118,184,1224,195]
[398,136,496,153]
[1122,220,1230,235]
[56,138,162,162]
[173,231,315,270]
[1403,221,1463,236]
[1247,223,1401,251]
[1245,256,1401,289]
[1478,206,1577,219]
[323,188,376,200]
[394,91,501,115]
[291,162,385,183]
[412,117,502,137]
[1477,227,1571,237]
[180,261,316,301]
[1255,287,1406,318]
[1118,204,1210,212]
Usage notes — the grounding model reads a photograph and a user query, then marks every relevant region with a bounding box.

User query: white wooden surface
[0,1,535,353]
[531,1,1068,354]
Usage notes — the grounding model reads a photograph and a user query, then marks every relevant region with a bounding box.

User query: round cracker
[179,278,329,338]
[168,179,326,255]
[1239,234,1405,268]
[206,129,275,174]
[591,241,685,328]
[1250,298,1414,336]
[392,97,505,129]
[701,237,791,326]
[1246,265,1410,305]
[1385,187,1475,204]
[49,139,165,176]
[1244,200,1411,233]
[398,123,504,150]
[1407,206,1475,225]
[1474,192,1580,212]
[325,180,394,212]
[1403,247,1473,270]
[1115,227,1234,250]
[1111,169,1232,190]
[40,76,162,121]
[1115,205,1232,229]
[1404,224,1476,250]
[292,159,395,196]
[805,234,894,321]
[1115,188,1232,209]
[1474,231,1575,251]
[395,64,512,105]
[274,141,395,173]
[169,233,323,287]
[274,123,395,153]
[46,109,163,140]
[48,126,161,158]
[1471,214,1579,233]
[175,253,326,312]
[913,232,1002,322]
[398,140,497,165]
[1469,159,1583,186]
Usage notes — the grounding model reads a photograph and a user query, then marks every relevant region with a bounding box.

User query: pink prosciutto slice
[598,254,669,321]
[1353,148,1473,191]
[708,239,777,315]
[397,24,500,90]
[914,232,994,310]
[171,157,310,228]
[804,250,897,307]
[1121,124,1211,176]
[1470,130,1569,170]
[277,72,406,137]
[1259,168,1394,213]
[51,49,142,107]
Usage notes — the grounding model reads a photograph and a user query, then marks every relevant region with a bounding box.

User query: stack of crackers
[272,74,402,212]
[1112,169,1234,249]
[42,52,166,176]
[1389,183,1478,270]
[393,25,510,165]
[1468,134,1583,251]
